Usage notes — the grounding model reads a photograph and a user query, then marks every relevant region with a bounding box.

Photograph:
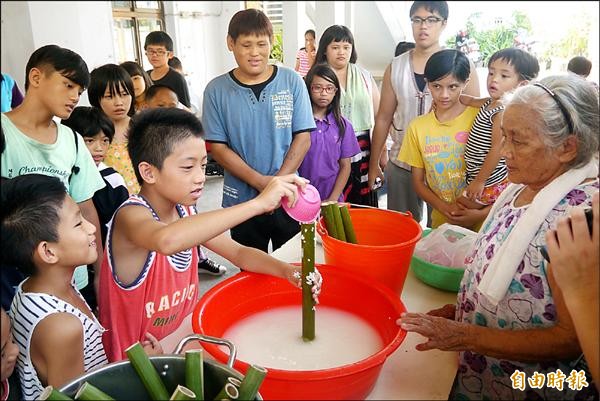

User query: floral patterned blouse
[450,179,599,400]
[104,141,140,194]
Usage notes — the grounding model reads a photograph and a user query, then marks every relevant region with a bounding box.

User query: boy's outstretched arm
[118,175,308,256]
[204,233,301,287]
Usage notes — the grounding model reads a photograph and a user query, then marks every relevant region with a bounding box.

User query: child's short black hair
[567,56,592,77]
[425,48,470,83]
[316,25,358,64]
[61,106,115,142]
[305,29,316,39]
[168,56,183,71]
[144,31,174,52]
[1,174,67,276]
[228,9,273,42]
[144,84,177,103]
[488,48,540,81]
[128,108,204,186]
[24,44,90,91]
[88,64,136,117]
[409,1,449,19]
[120,61,153,92]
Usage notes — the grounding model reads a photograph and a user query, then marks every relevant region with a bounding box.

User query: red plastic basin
[192,265,407,400]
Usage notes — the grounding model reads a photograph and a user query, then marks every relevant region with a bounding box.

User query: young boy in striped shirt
[0,174,134,400]
[458,48,539,209]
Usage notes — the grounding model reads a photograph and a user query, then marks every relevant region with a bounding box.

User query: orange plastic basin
[193,265,407,400]
[317,208,422,293]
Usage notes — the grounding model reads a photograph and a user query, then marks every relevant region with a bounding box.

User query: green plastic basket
[410,228,466,292]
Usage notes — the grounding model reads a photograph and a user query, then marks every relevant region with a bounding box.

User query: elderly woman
[398,74,599,400]
[315,25,380,207]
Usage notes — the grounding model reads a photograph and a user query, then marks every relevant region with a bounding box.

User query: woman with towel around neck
[398,74,599,400]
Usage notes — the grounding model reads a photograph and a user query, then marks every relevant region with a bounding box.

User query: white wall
[1,1,115,106]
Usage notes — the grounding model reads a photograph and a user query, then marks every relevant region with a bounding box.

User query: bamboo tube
[38,386,73,401]
[237,365,267,400]
[338,204,357,244]
[170,385,197,401]
[185,349,204,400]
[213,380,239,400]
[301,222,316,341]
[74,382,115,400]
[320,202,338,239]
[125,342,169,400]
[330,202,346,242]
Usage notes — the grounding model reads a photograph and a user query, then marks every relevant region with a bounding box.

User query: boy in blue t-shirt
[203,9,316,252]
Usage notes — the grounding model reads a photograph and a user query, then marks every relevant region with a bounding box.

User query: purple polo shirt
[298,112,360,201]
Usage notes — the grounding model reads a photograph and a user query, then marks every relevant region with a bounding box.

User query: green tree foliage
[449,11,532,65]
[270,31,284,63]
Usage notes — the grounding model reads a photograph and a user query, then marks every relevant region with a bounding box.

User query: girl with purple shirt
[298,63,360,202]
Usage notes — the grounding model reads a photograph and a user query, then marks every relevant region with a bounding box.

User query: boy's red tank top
[98,195,199,362]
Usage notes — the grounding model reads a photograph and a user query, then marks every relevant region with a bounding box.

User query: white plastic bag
[414,224,478,268]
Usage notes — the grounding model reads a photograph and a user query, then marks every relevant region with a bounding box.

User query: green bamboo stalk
[330,202,346,242]
[301,222,316,341]
[38,386,73,401]
[320,201,338,239]
[213,380,239,400]
[237,365,267,400]
[125,342,169,400]
[338,204,357,244]
[185,349,204,400]
[74,382,115,400]
[170,385,197,401]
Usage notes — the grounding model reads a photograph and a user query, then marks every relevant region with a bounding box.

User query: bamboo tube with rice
[38,386,73,401]
[338,204,357,244]
[237,365,267,400]
[125,342,169,400]
[320,201,338,239]
[169,385,197,401]
[301,222,316,341]
[185,349,204,400]
[74,382,115,400]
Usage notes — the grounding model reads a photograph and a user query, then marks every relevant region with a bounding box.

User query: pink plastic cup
[281,184,321,223]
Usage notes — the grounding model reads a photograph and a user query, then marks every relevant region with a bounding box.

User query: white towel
[477,159,599,305]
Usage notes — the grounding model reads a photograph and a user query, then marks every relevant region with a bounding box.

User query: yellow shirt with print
[398,106,478,228]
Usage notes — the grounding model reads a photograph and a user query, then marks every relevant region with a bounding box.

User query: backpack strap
[68,128,80,184]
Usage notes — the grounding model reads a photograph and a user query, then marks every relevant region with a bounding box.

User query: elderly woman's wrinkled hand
[396,312,470,352]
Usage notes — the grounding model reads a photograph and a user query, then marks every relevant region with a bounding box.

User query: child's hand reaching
[289,265,323,304]
[464,180,485,202]
[141,332,164,356]
[255,175,309,213]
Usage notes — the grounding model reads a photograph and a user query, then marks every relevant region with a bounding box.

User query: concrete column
[282,1,300,68]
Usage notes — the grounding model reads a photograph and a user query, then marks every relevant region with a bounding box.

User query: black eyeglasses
[410,17,444,26]
[532,83,574,133]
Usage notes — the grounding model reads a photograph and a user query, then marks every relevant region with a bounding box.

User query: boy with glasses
[144,31,191,109]
[368,1,480,225]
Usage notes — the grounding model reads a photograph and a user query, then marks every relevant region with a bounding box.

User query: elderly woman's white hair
[502,74,599,169]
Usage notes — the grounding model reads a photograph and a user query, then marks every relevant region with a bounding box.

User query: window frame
[111,1,165,66]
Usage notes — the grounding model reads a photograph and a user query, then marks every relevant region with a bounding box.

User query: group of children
[0,1,579,399]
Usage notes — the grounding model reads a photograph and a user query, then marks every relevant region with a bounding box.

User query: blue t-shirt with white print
[202,65,315,207]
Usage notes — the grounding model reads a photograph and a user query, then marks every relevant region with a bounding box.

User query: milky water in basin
[221,305,383,371]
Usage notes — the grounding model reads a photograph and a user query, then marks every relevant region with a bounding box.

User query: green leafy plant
[270,31,284,63]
